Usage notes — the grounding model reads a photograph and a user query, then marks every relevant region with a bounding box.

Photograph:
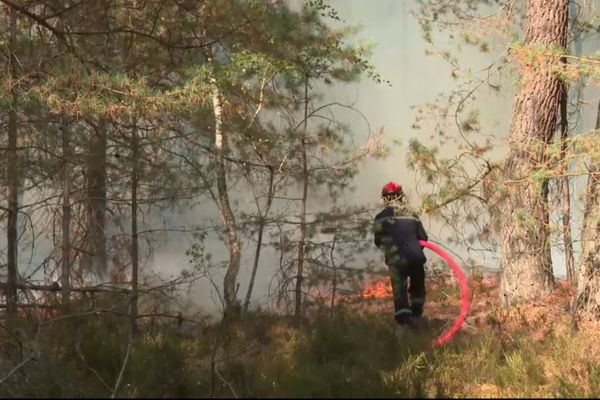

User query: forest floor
[329,269,600,398]
[2,269,600,398]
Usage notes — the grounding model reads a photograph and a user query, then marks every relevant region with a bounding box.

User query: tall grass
[1,285,599,398]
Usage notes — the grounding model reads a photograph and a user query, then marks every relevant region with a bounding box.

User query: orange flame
[361,278,392,299]
[307,277,393,303]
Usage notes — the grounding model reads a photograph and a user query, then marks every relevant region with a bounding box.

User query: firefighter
[373,181,429,326]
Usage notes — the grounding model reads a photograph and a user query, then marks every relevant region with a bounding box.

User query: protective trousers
[388,261,425,325]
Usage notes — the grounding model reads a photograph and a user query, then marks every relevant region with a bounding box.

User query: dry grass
[2,273,600,397]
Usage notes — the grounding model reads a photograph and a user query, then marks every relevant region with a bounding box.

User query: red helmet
[381,181,403,197]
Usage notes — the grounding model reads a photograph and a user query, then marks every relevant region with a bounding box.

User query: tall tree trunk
[5,6,19,318]
[243,166,275,313]
[499,0,568,307]
[130,127,139,335]
[207,49,242,317]
[61,121,72,305]
[330,233,338,313]
[575,100,600,320]
[83,120,108,279]
[294,76,309,325]
[559,85,575,284]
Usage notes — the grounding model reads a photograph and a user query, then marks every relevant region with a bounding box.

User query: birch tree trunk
[207,47,242,317]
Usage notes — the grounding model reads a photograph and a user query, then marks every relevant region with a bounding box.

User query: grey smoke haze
[164,0,600,313]
[6,1,600,315]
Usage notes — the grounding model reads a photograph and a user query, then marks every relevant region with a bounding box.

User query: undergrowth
[1,278,599,398]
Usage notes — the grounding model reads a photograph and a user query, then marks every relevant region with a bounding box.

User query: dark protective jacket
[373,205,428,266]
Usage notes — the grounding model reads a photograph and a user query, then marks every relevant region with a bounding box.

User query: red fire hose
[419,240,470,346]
